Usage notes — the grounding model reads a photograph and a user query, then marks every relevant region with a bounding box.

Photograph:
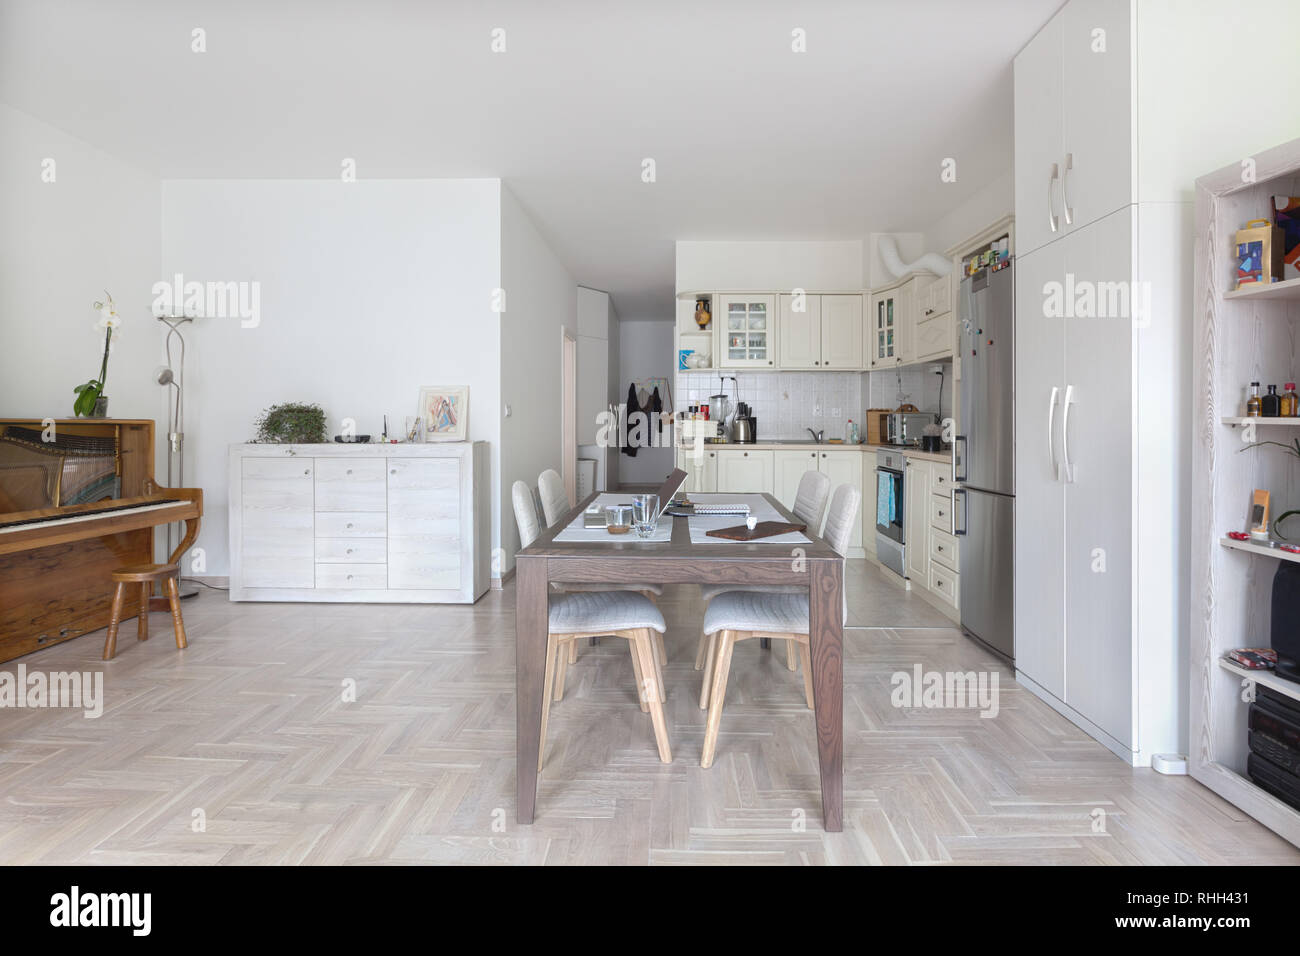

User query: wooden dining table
[514,491,844,831]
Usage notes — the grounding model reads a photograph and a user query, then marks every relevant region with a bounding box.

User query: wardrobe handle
[1047,385,1060,481]
[1047,162,1060,234]
[1061,384,1076,483]
[1061,152,1074,226]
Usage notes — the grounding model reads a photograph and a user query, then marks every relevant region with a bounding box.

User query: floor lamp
[156,315,198,600]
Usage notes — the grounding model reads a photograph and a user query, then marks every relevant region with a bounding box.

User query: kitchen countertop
[677,440,953,463]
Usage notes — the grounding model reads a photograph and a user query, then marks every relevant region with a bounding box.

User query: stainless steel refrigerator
[954,263,1014,660]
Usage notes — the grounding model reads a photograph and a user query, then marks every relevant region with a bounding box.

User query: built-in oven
[875,449,905,577]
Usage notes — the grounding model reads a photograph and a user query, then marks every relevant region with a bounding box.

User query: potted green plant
[253,403,328,444]
[74,292,120,417]
[1239,437,1300,538]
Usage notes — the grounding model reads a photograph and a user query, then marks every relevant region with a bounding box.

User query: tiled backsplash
[676,362,953,441]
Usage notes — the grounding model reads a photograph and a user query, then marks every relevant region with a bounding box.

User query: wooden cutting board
[706,521,806,541]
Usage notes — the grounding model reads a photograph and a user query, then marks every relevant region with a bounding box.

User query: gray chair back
[823,483,861,557]
[792,470,831,531]
[538,469,569,527]
[512,480,542,550]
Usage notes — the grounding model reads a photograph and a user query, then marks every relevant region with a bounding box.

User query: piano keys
[0,419,203,662]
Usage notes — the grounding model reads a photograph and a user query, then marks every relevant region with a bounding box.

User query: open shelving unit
[1191,137,1300,847]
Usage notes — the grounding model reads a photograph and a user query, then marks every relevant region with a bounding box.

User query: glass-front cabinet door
[870,291,897,368]
[718,295,775,368]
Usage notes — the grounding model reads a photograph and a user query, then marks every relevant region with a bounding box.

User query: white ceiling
[0,0,1057,319]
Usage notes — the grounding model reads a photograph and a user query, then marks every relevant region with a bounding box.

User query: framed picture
[417,386,469,442]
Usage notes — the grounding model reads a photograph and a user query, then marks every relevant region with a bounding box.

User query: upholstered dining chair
[696,483,861,767]
[693,468,831,673]
[538,468,570,528]
[511,482,671,767]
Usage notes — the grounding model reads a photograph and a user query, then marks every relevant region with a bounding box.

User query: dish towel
[876,472,894,528]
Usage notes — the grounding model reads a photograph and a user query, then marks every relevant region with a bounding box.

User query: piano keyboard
[0,499,183,533]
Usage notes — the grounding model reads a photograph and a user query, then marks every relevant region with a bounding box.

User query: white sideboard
[228,442,489,603]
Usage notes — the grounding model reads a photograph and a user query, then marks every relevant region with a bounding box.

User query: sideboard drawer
[315,458,386,512]
[315,512,386,537]
[315,537,387,564]
[315,563,388,589]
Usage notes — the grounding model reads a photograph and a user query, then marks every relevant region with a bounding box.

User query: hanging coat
[622,382,641,457]
[650,386,664,437]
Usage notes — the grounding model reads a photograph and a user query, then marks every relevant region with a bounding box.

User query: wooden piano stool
[103,564,187,661]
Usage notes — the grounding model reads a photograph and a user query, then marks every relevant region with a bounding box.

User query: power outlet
[831,407,842,418]
[813,404,822,416]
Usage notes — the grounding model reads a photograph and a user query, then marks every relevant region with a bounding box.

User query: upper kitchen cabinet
[869,277,917,368]
[820,294,863,369]
[719,294,775,368]
[1014,0,1133,257]
[914,276,954,363]
[777,294,821,368]
[778,293,862,369]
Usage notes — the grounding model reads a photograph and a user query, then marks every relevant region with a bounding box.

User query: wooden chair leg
[798,641,815,710]
[653,631,667,668]
[650,633,666,703]
[568,641,577,664]
[102,582,126,661]
[538,636,559,773]
[629,636,649,713]
[694,632,709,671]
[701,631,736,769]
[634,630,672,763]
[164,575,187,649]
[137,582,150,641]
[554,638,570,701]
[786,637,798,672]
[698,631,718,710]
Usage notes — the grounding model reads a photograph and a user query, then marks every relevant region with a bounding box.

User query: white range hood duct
[877,234,951,279]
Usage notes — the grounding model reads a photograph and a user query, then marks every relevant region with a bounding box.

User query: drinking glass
[632,494,659,539]
[605,504,631,535]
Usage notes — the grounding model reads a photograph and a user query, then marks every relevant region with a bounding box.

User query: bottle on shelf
[1283,383,1298,418]
[846,418,858,444]
[1246,382,1262,417]
[1263,384,1281,417]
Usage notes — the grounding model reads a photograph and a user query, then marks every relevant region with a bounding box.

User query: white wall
[160,179,502,577]
[675,240,863,293]
[618,319,675,484]
[0,105,162,425]
[923,170,1014,253]
[499,185,577,571]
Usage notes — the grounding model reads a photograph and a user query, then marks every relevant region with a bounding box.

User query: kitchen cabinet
[777,294,862,369]
[816,449,864,549]
[1014,0,1132,257]
[774,448,821,510]
[229,443,489,603]
[869,278,917,368]
[904,458,931,582]
[774,448,864,547]
[914,275,953,363]
[715,448,774,492]
[820,295,863,369]
[718,294,775,368]
[676,447,718,493]
[777,295,820,368]
[1014,205,1139,755]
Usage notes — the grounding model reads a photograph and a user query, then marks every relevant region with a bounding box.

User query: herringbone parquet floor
[0,563,1295,865]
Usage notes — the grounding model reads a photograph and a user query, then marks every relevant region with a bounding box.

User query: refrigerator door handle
[953,488,967,536]
[1061,384,1076,483]
[953,436,967,483]
[1047,385,1060,481]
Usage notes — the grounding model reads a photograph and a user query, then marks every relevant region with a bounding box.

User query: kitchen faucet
[806,427,824,443]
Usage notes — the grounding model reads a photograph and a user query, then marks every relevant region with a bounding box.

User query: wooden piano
[0,419,202,662]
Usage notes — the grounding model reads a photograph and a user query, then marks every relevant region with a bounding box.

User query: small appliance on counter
[733,402,757,443]
[886,411,934,447]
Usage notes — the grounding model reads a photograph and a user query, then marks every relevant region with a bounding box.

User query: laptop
[653,469,689,518]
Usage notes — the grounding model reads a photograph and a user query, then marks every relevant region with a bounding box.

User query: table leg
[808,558,844,831]
[516,555,549,824]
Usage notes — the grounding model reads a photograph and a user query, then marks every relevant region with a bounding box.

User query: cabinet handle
[1061,152,1074,226]
[346,548,353,555]
[814,360,820,366]
[810,453,816,458]
[347,522,354,529]
[1061,384,1076,483]
[743,452,748,457]
[1047,162,1060,234]
[304,469,310,475]
[1047,386,1060,480]
[390,469,397,475]
[346,468,353,475]
[768,360,773,365]
[346,574,353,581]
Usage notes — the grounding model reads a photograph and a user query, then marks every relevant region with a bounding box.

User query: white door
[818,449,864,548]
[240,457,315,588]
[716,449,773,492]
[1062,205,1135,747]
[718,294,775,368]
[778,294,821,368]
[1061,0,1133,235]
[820,295,863,369]
[904,458,931,581]
[1012,240,1067,699]
[1013,7,1065,257]
[387,458,461,590]
[774,448,819,512]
